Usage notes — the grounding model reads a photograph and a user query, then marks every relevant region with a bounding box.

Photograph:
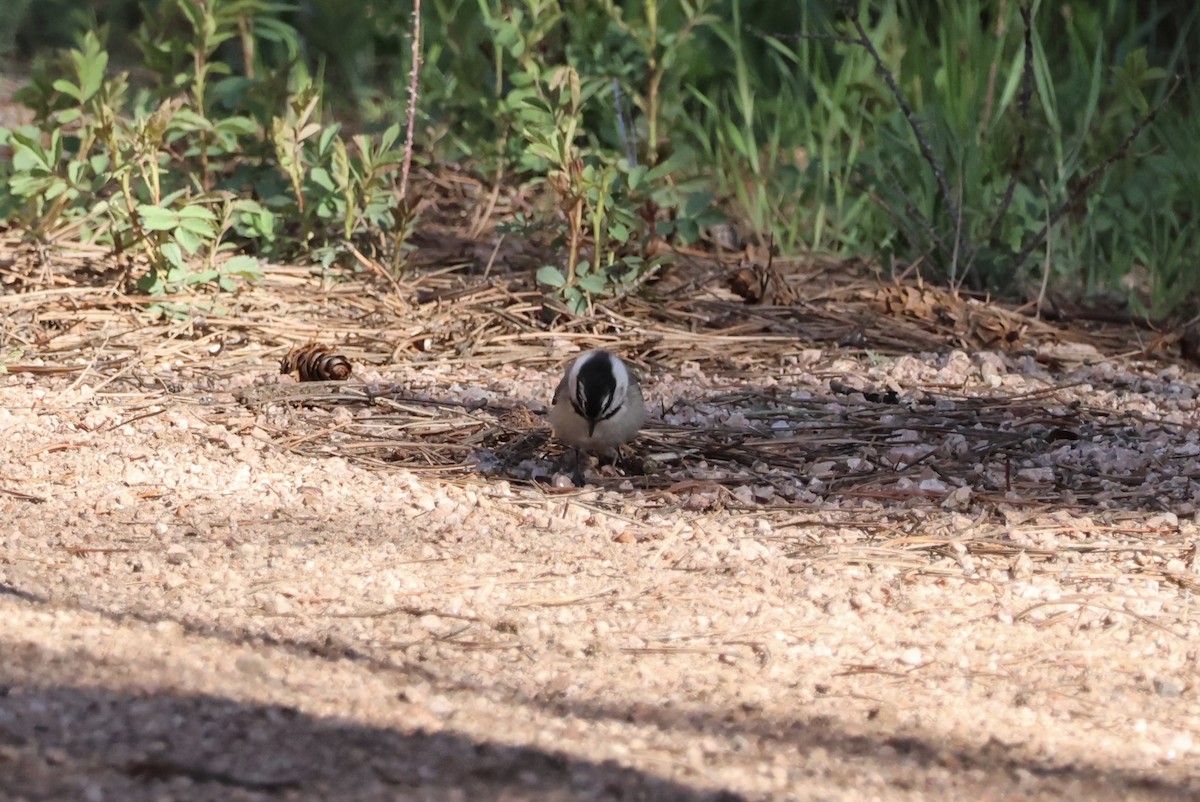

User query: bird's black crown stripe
[576,353,619,421]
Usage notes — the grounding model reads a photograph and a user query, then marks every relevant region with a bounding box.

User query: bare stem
[567,196,584,286]
[398,0,423,202]
[981,3,1033,251]
[848,15,966,267]
[1013,77,1180,272]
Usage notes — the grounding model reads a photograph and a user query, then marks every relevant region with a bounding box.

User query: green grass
[2,0,1198,318]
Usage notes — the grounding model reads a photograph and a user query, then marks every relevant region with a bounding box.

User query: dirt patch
[1,255,1199,801]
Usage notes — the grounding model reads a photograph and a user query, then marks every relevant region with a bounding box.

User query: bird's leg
[609,444,645,476]
[570,446,588,486]
[556,445,589,472]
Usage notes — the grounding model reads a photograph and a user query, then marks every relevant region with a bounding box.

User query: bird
[549,349,645,458]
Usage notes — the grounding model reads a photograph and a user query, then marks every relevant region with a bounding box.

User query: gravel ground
[2,307,1200,802]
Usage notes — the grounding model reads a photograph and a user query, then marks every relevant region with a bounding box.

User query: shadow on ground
[2,583,1195,801]
[0,661,736,802]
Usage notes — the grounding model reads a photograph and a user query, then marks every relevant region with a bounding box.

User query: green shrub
[0,0,421,306]
[3,0,1198,316]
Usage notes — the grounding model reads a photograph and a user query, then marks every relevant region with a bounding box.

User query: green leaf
[52,79,82,100]
[503,86,541,107]
[177,0,205,31]
[526,142,559,164]
[43,180,71,200]
[184,269,220,286]
[222,255,264,280]
[536,265,567,287]
[137,271,165,295]
[646,149,694,183]
[160,241,186,271]
[1141,67,1168,84]
[171,108,214,132]
[173,227,204,255]
[10,132,50,170]
[179,204,217,221]
[576,274,608,294]
[176,211,217,240]
[379,122,401,152]
[80,48,107,101]
[565,288,587,315]
[309,167,335,191]
[684,191,714,218]
[232,198,267,215]
[213,115,259,136]
[317,124,341,155]
[137,205,179,231]
[675,218,700,244]
[624,164,649,191]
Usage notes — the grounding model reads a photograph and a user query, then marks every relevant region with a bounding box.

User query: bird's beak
[587,419,596,437]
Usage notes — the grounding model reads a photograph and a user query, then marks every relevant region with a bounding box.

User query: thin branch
[746,25,861,46]
[949,175,964,288]
[612,78,638,166]
[978,0,1008,132]
[1035,179,1052,318]
[749,17,971,271]
[982,3,1034,249]
[398,0,423,202]
[963,2,1032,287]
[847,15,967,265]
[1012,76,1181,272]
[852,172,950,258]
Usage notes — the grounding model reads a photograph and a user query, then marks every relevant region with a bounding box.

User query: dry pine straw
[3,236,1200,800]
[1,238,1198,575]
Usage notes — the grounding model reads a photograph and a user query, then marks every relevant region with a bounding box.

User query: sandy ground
[1,274,1199,802]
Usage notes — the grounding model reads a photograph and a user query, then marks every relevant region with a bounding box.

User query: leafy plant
[5,0,1200,317]
[596,0,718,166]
[845,1,1192,309]
[134,196,264,295]
[485,0,727,313]
[1,0,421,295]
